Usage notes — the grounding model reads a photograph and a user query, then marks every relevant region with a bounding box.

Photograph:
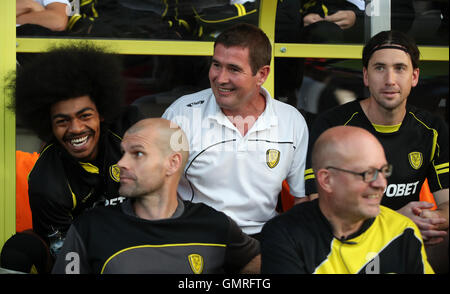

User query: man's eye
[81,113,92,119]
[55,119,68,125]
[135,151,144,157]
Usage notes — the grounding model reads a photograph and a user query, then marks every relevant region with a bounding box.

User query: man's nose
[69,118,84,133]
[385,69,396,86]
[370,170,387,190]
[117,154,128,171]
[216,68,229,84]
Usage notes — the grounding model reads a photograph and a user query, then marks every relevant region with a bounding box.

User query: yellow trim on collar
[372,123,401,133]
[79,162,99,174]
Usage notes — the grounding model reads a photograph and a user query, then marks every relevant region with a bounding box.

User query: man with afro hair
[1,43,142,273]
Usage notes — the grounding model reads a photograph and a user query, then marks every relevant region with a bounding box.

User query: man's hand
[324,10,356,29]
[16,2,68,31]
[303,13,324,26]
[397,201,447,246]
[17,0,45,16]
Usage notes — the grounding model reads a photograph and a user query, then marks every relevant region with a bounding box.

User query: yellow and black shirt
[261,199,434,274]
[28,106,142,246]
[304,100,449,210]
[52,199,260,274]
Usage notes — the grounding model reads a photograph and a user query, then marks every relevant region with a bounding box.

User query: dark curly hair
[10,43,125,142]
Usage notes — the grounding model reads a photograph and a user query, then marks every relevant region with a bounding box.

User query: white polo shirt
[162,87,308,234]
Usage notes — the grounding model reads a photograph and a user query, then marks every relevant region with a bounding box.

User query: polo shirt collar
[207,87,279,132]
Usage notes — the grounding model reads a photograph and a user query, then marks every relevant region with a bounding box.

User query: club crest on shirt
[188,254,204,274]
[109,164,120,182]
[266,149,280,169]
[408,152,423,170]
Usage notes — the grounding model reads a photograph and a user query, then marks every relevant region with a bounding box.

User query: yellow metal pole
[0,0,17,251]
[16,38,214,56]
[274,43,449,61]
[258,0,277,97]
[15,38,450,61]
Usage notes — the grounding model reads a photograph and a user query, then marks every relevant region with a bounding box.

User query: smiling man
[303,31,449,250]
[1,44,142,273]
[50,95,103,162]
[162,24,309,239]
[261,126,434,274]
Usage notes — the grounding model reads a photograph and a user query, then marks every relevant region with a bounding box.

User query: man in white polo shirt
[162,23,309,238]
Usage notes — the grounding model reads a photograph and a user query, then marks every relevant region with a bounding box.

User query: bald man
[52,118,260,274]
[261,126,434,274]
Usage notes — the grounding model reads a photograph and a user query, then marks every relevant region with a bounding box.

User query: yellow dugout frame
[1,0,449,250]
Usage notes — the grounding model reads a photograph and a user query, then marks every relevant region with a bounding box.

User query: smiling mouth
[365,195,380,199]
[64,131,93,150]
[217,87,235,94]
[363,194,382,203]
[70,135,89,147]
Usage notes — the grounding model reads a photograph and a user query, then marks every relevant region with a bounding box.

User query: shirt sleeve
[224,216,260,273]
[161,104,180,123]
[260,218,308,274]
[51,225,92,274]
[43,0,70,7]
[28,176,73,243]
[427,115,449,193]
[304,112,335,195]
[405,223,435,274]
[286,111,309,198]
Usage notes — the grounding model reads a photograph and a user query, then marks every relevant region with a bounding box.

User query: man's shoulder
[164,89,213,113]
[183,200,226,216]
[73,204,122,229]
[28,144,61,178]
[406,104,448,130]
[182,201,231,225]
[271,98,303,116]
[264,200,318,233]
[270,98,308,129]
[317,100,361,121]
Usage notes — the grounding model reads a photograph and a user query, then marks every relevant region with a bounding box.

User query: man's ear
[166,152,182,176]
[256,65,270,87]
[316,169,333,193]
[363,67,369,87]
[411,67,420,88]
